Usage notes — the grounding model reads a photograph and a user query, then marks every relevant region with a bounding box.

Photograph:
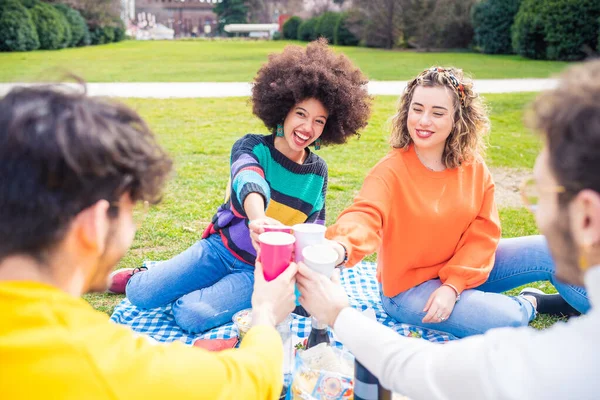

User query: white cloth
[334,267,600,400]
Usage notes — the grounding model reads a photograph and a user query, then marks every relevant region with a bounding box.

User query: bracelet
[336,242,349,267]
[442,283,461,302]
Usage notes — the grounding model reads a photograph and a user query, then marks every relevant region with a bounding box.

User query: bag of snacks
[289,343,354,400]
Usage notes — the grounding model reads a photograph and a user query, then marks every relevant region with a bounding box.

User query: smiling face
[279,98,328,157]
[406,85,455,155]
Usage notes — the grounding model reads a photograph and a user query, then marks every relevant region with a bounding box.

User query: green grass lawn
[0,40,570,83]
[83,92,567,330]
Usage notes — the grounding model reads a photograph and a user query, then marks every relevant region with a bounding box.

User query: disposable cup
[263,225,293,234]
[291,223,326,263]
[259,232,295,281]
[302,244,339,278]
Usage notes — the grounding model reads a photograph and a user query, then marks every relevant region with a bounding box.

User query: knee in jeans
[126,284,154,309]
[491,310,530,330]
[172,300,220,334]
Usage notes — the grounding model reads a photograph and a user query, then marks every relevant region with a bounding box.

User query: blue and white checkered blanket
[110,261,456,347]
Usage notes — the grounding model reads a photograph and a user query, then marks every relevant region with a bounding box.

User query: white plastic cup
[302,244,339,278]
[292,223,326,263]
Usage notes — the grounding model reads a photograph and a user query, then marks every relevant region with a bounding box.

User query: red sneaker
[107,266,147,294]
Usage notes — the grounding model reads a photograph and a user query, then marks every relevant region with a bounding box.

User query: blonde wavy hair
[390,67,490,169]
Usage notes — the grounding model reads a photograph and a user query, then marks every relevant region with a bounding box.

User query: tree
[214,0,248,33]
[61,0,122,28]
[472,0,522,54]
[246,0,304,23]
[0,0,40,51]
[353,0,402,49]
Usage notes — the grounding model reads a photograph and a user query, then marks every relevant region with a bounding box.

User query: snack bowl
[232,308,253,341]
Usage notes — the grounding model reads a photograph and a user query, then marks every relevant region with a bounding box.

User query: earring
[578,242,593,271]
[276,124,284,137]
[314,138,321,150]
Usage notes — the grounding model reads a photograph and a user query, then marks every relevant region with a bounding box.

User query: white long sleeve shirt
[334,266,600,400]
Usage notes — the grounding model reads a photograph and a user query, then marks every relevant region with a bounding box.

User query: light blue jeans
[381,235,590,338]
[126,234,255,334]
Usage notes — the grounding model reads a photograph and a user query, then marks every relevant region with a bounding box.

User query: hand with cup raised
[248,217,285,252]
[251,260,299,327]
[296,263,350,327]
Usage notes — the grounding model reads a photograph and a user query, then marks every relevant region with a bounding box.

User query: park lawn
[83,92,563,329]
[0,40,569,83]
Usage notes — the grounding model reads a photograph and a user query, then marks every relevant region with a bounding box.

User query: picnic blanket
[110,261,457,347]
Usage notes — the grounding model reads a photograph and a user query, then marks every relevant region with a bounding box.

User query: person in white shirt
[296,59,600,400]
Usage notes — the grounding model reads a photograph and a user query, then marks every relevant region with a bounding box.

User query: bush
[19,0,39,8]
[297,17,319,41]
[0,0,39,51]
[472,0,521,54]
[53,3,89,47]
[112,18,126,42]
[334,11,360,46]
[513,0,600,61]
[314,11,340,43]
[543,0,600,61]
[30,2,69,50]
[414,0,476,49]
[272,30,281,40]
[89,25,114,45]
[282,16,302,40]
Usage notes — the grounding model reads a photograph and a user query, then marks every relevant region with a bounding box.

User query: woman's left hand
[422,285,458,324]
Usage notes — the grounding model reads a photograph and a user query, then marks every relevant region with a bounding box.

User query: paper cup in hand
[258,232,295,281]
[292,223,326,263]
[302,244,339,277]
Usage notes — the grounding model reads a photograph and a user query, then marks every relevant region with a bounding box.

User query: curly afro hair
[252,38,372,146]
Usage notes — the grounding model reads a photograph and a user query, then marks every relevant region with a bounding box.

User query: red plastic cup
[263,225,293,234]
[258,232,296,281]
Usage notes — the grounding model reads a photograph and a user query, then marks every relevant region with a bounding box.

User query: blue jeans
[126,234,255,334]
[381,235,590,338]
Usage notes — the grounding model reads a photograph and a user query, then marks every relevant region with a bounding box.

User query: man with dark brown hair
[0,85,297,399]
[296,60,600,399]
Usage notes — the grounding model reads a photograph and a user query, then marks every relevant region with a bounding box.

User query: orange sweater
[326,145,501,297]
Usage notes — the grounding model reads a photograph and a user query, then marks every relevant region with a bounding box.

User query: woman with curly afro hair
[113,39,372,334]
[302,66,587,340]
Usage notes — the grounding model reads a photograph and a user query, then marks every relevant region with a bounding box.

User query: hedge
[334,11,360,46]
[30,2,69,50]
[314,11,340,43]
[54,3,89,47]
[282,16,302,40]
[0,0,39,51]
[297,17,319,41]
[472,0,521,54]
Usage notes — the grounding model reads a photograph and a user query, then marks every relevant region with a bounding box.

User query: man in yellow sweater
[0,85,297,399]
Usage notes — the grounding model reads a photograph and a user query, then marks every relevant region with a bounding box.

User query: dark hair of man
[0,84,172,262]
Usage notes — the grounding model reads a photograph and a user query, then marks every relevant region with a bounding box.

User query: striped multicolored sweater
[203,134,328,265]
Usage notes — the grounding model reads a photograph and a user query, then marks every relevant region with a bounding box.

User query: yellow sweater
[0,281,283,399]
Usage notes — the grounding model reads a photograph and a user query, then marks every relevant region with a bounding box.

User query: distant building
[135,0,220,37]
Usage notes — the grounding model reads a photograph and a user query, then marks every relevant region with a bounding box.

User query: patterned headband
[418,67,466,107]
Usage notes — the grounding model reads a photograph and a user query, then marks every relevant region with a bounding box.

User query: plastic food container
[232,308,252,341]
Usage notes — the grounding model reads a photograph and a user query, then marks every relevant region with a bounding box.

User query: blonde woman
[319,67,588,338]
